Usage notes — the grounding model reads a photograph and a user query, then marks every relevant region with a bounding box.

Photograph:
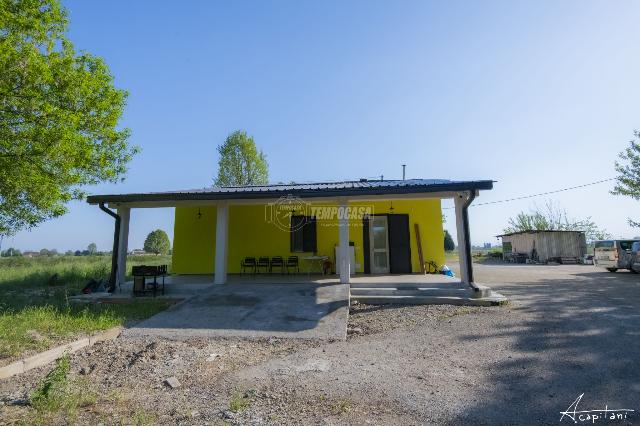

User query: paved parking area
[122,282,350,340]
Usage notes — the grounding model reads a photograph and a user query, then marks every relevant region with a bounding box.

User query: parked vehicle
[630,242,640,274]
[594,239,640,272]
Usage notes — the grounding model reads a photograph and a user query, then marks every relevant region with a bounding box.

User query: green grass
[0,255,172,360]
[445,249,503,264]
[28,355,99,424]
[444,250,459,263]
[228,392,252,412]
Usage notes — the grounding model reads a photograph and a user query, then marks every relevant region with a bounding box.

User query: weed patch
[30,355,71,412]
[229,392,252,412]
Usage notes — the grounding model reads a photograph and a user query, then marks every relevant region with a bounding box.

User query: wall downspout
[99,203,120,293]
[462,191,477,287]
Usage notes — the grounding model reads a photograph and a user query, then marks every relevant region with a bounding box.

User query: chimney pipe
[402,164,406,180]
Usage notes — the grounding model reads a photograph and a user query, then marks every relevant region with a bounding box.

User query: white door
[370,216,390,273]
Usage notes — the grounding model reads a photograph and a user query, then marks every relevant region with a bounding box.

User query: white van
[594,240,640,272]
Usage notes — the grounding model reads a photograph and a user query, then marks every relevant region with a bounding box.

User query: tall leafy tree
[1,247,21,257]
[443,230,455,251]
[87,242,97,255]
[611,131,640,227]
[0,0,137,237]
[214,130,268,186]
[143,229,170,255]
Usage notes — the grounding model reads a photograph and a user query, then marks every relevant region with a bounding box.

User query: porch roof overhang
[86,178,494,208]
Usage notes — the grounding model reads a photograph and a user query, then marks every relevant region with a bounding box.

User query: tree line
[1,230,171,257]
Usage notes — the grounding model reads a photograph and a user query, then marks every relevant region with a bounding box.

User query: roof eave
[86,180,494,205]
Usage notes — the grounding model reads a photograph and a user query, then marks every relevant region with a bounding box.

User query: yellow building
[87,179,493,291]
[172,199,444,275]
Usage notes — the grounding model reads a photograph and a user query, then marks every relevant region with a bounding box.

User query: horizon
[3,0,640,253]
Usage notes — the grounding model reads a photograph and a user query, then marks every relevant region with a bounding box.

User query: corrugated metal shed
[86,179,494,204]
[498,230,587,263]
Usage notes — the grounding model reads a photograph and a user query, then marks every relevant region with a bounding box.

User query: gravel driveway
[233,265,640,425]
[1,265,638,425]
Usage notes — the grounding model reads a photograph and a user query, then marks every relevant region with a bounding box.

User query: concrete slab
[122,283,349,341]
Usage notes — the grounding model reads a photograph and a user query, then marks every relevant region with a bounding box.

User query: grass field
[445,249,503,265]
[0,255,173,362]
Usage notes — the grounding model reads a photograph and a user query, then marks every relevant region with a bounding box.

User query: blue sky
[4,0,640,252]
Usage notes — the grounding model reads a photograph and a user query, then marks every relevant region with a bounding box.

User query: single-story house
[497,230,587,263]
[86,178,493,291]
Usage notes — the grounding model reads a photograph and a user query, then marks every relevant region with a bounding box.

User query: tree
[444,230,455,251]
[214,130,268,186]
[1,247,21,257]
[87,243,97,255]
[0,0,137,237]
[611,131,640,227]
[143,229,170,255]
[504,201,611,243]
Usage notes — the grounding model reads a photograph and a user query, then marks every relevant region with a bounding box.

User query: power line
[443,178,616,210]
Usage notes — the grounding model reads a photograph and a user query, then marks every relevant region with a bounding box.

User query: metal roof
[86,178,494,204]
[497,230,586,238]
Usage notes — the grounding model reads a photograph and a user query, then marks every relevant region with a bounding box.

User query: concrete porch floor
[149,273,506,307]
[73,273,504,341]
[87,273,505,306]
[121,282,350,340]
[70,272,505,302]
[136,272,466,286]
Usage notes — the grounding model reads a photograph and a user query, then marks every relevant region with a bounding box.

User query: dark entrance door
[363,214,412,274]
[387,214,412,273]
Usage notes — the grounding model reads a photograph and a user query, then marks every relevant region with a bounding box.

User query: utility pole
[402,164,406,180]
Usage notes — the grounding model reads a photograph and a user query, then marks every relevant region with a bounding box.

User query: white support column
[116,207,130,288]
[338,199,350,284]
[454,194,470,285]
[214,202,229,284]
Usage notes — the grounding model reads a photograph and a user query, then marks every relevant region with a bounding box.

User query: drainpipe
[462,191,477,286]
[99,203,120,293]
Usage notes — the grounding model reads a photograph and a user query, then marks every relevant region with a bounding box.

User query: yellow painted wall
[172,206,217,274]
[171,199,445,274]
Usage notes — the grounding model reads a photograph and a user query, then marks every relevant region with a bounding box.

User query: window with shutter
[290,215,317,253]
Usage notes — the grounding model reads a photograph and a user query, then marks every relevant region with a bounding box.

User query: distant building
[497,230,586,263]
[129,249,148,256]
[22,251,40,258]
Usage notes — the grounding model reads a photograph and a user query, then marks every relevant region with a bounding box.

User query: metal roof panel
[86,179,494,204]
